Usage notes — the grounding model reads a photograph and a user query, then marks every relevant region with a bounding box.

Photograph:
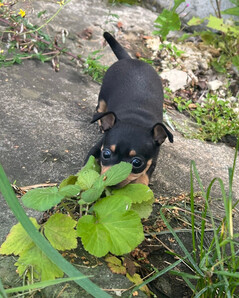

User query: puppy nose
[101,165,111,175]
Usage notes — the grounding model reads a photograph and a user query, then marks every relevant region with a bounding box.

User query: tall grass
[164,140,239,297]
[131,139,239,297]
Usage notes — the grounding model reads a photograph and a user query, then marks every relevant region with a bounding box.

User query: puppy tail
[103,32,131,60]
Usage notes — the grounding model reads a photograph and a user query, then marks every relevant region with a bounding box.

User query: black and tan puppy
[87,32,173,186]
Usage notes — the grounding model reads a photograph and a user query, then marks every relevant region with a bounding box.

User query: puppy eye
[131,157,143,168]
[102,148,112,159]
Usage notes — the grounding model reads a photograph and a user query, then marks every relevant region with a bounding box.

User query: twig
[19,183,57,191]
[144,228,215,237]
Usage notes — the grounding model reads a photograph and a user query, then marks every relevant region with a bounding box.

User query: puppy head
[92,113,173,186]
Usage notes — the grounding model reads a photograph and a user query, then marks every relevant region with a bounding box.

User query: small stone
[207,80,223,91]
[160,69,190,92]
[198,59,209,70]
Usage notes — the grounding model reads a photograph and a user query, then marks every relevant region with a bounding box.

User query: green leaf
[154,9,181,40]
[94,194,132,216]
[58,185,81,197]
[77,215,110,257]
[206,15,228,33]
[211,60,226,73]
[187,16,205,26]
[200,31,216,44]
[81,155,101,173]
[77,196,144,257]
[222,7,239,16]
[15,245,64,281]
[206,15,239,35]
[102,162,132,186]
[0,164,110,297]
[80,177,105,203]
[59,175,78,189]
[229,0,239,5]
[173,0,186,11]
[0,218,40,256]
[44,213,77,250]
[76,169,100,190]
[37,10,47,18]
[112,184,154,204]
[232,55,239,67]
[131,198,154,219]
[21,187,64,211]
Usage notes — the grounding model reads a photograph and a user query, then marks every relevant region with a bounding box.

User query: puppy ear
[152,123,174,145]
[91,111,117,131]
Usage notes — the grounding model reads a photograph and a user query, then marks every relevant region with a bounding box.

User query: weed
[169,140,239,296]
[130,139,239,297]
[153,0,185,41]
[188,15,239,73]
[159,42,184,58]
[172,94,239,143]
[83,50,109,83]
[153,0,239,72]
[0,0,83,70]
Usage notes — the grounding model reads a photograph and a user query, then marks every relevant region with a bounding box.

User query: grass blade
[191,162,232,297]
[0,164,110,298]
[5,276,92,294]
[190,163,196,259]
[0,278,7,298]
[129,258,183,297]
[160,207,204,276]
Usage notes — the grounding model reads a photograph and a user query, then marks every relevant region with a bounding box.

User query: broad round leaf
[77,215,110,257]
[21,187,64,211]
[80,155,101,173]
[102,162,132,186]
[15,245,63,281]
[77,196,144,257]
[93,195,131,217]
[112,184,154,204]
[80,177,105,203]
[44,213,77,250]
[76,169,100,190]
[131,198,154,219]
[58,185,81,197]
[59,175,78,190]
[0,218,40,256]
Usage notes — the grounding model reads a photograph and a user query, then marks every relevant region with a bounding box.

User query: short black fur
[86,32,173,185]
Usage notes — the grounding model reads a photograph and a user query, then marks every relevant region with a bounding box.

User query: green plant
[221,0,239,17]
[0,156,154,283]
[130,140,239,297]
[83,50,109,83]
[0,0,83,70]
[159,42,184,58]
[153,0,239,72]
[0,163,109,297]
[173,96,193,113]
[191,94,239,142]
[188,15,239,72]
[165,140,239,297]
[173,94,239,142]
[153,0,186,40]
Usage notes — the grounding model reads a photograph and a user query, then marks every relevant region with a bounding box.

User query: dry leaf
[105,255,126,275]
